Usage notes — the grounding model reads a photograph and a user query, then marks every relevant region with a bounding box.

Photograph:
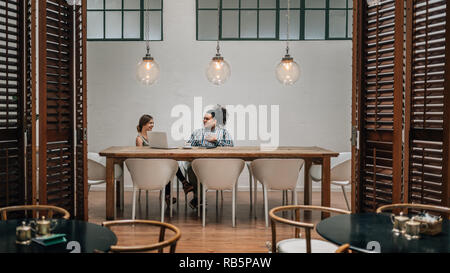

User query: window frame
[87,0,163,41]
[196,0,352,41]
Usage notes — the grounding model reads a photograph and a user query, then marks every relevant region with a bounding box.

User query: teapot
[30,216,58,236]
[16,221,32,245]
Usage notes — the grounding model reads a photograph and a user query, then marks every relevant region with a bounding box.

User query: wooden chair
[376,203,450,218]
[0,205,70,220]
[335,243,352,253]
[269,205,350,253]
[102,220,181,253]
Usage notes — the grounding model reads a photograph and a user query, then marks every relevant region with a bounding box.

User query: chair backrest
[0,205,70,220]
[88,152,122,180]
[88,158,106,181]
[376,203,450,218]
[102,220,181,253]
[251,159,304,190]
[125,159,178,190]
[309,152,351,182]
[269,205,351,253]
[192,159,245,190]
[330,159,351,182]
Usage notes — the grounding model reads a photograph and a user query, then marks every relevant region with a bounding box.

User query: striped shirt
[187,127,234,148]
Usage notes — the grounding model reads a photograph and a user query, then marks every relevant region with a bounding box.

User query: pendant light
[206,1,231,85]
[136,0,160,86]
[275,0,300,86]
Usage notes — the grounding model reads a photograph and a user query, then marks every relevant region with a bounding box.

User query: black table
[316,213,450,253]
[0,219,117,253]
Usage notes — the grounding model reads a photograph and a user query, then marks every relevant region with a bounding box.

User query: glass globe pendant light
[206,1,231,85]
[276,0,300,86]
[136,0,160,86]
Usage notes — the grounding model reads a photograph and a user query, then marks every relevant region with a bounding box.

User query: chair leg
[138,189,141,202]
[249,170,253,209]
[198,180,201,217]
[132,187,137,220]
[161,187,165,222]
[263,185,268,228]
[293,189,298,205]
[170,179,174,219]
[232,185,236,227]
[120,177,124,211]
[254,179,258,216]
[282,190,285,205]
[202,187,207,227]
[177,178,180,210]
[341,185,350,210]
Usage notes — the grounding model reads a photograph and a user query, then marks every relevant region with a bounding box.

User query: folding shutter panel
[405,0,450,208]
[75,1,87,220]
[25,0,37,206]
[354,0,404,212]
[38,0,75,215]
[0,0,28,211]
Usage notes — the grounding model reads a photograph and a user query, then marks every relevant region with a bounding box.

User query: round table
[316,213,450,253]
[0,219,117,253]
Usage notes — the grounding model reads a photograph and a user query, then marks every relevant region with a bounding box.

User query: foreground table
[99,146,339,220]
[0,219,117,253]
[316,213,450,253]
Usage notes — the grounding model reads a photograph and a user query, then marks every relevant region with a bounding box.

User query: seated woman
[135,114,194,205]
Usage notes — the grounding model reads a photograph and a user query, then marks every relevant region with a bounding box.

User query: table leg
[303,159,312,205]
[321,157,331,219]
[106,157,116,220]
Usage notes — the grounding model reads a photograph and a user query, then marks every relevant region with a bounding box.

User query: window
[197,0,352,40]
[87,0,163,41]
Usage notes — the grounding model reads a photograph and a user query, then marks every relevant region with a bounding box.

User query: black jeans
[165,168,188,197]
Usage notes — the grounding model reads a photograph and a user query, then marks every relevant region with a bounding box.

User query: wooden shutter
[0,0,29,209]
[405,0,450,208]
[25,0,37,206]
[38,0,75,216]
[74,1,87,220]
[38,0,87,220]
[353,0,405,212]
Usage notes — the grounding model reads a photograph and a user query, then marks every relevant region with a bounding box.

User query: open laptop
[147,132,178,149]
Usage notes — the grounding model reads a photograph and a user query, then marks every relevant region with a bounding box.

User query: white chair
[125,159,178,222]
[192,159,245,227]
[88,152,123,209]
[250,159,305,227]
[309,152,351,210]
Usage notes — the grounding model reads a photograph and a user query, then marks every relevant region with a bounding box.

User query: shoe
[165,196,176,207]
[189,197,198,209]
[181,180,194,194]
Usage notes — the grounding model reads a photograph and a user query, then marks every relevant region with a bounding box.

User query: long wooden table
[99,146,339,220]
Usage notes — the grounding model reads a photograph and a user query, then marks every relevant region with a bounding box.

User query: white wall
[87,0,352,191]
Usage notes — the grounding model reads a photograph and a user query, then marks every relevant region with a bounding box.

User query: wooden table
[99,146,339,220]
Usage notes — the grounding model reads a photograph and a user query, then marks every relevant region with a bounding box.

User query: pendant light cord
[216,0,221,55]
[145,0,151,54]
[286,0,290,55]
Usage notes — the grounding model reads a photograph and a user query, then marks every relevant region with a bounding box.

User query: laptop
[147,132,178,149]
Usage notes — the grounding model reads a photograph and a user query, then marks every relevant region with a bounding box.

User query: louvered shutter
[353,0,405,212]
[0,0,30,210]
[38,0,75,216]
[405,0,450,208]
[74,1,87,220]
